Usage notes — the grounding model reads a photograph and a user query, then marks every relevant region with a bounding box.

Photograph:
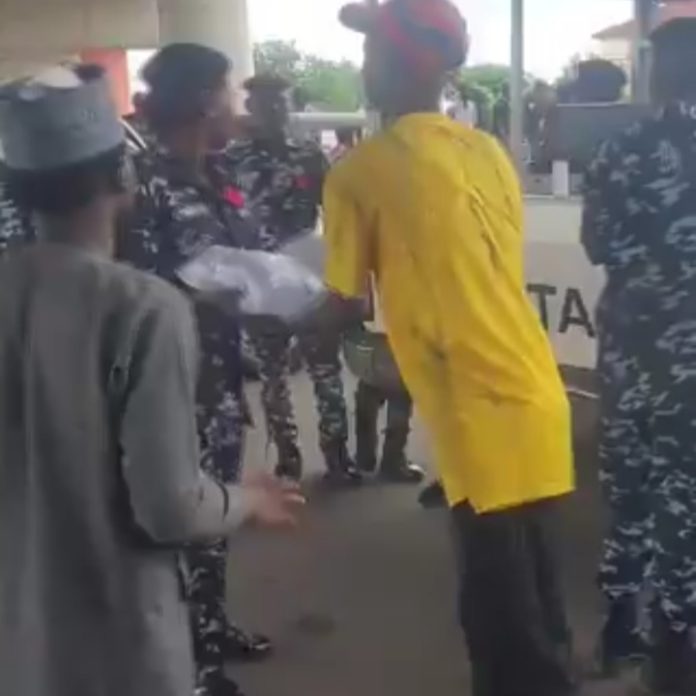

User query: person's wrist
[224,484,260,528]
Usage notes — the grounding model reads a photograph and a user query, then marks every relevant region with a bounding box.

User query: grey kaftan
[0,244,248,696]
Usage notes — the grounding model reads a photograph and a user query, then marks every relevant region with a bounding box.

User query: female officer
[118,43,267,696]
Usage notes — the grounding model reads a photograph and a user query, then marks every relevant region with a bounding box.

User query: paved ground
[226,373,635,696]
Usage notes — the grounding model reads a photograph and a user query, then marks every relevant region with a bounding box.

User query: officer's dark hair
[140,43,231,133]
[243,73,291,95]
[652,19,696,102]
[574,59,627,103]
[6,145,128,216]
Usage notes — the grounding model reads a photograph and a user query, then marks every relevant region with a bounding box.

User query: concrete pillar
[632,0,658,103]
[158,0,254,86]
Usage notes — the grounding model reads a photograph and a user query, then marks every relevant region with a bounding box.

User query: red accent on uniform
[223,186,246,208]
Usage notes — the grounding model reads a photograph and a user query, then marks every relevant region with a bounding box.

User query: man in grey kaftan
[0,65,299,696]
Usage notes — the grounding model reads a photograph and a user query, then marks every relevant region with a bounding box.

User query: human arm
[296,165,374,329]
[119,288,301,543]
[322,166,374,302]
[116,174,165,274]
[581,138,624,267]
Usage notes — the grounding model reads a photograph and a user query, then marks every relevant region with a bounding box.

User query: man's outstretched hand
[242,471,305,529]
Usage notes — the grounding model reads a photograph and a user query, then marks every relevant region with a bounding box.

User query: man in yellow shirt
[324,2,576,694]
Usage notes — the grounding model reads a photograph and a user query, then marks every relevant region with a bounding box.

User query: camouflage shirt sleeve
[120,285,250,543]
[581,138,626,267]
[0,175,35,258]
[117,162,165,275]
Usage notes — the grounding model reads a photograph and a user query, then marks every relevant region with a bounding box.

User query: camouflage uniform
[0,166,35,253]
[118,147,254,694]
[594,329,653,603]
[225,139,350,474]
[582,102,696,633]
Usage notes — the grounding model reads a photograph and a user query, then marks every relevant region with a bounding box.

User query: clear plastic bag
[176,245,327,326]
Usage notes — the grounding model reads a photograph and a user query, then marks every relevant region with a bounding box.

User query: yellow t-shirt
[323,113,574,512]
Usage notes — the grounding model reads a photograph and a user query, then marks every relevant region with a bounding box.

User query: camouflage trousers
[252,328,349,467]
[188,384,248,691]
[599,364,696,632]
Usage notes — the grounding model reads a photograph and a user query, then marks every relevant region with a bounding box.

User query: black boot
[225,623,273,663]
[380,442,425,484]
[380,456,425,484]
[274,442,303,481]
[643,612,696,695]
[323,441,363,487]
[593,597,648,678]
[378,390,423,483]
[418,481,447,509]
[196,676,245,696]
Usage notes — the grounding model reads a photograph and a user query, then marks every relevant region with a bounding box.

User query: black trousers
[452,499,575,696]
[355,380,413,468]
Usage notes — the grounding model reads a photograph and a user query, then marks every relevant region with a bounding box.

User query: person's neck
[37,203,115,257]
[161,129,208,174]
[381,99,441,124]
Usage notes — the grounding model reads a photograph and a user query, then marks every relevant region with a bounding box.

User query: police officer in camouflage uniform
[117,44,263,696]
[226,74,360,485]
[582,19,696,693]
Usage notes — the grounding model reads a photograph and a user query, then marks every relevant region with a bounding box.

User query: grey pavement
[227,372,634,696]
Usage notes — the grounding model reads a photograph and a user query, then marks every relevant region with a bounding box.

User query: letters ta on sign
[527,284,596,339]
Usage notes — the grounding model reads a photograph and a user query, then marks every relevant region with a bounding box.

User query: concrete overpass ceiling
[157,0,253,81]
[0,0,159,53]
[0,0,252,83]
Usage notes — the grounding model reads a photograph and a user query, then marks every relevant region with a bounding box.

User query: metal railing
[288,111,372,142]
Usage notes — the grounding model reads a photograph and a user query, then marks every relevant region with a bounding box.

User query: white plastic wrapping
[282,229,386,332]
[281,228,326,277]
[176,245,327,325]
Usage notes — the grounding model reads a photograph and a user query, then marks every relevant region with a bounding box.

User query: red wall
[80,49,131,115]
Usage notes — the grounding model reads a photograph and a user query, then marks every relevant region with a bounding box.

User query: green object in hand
[342,327,406,392]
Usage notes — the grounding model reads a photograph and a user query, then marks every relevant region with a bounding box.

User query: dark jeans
[452,499,574,696]
[355,380,413,468]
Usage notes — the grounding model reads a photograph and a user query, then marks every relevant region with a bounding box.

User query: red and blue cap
[339,0,468,74]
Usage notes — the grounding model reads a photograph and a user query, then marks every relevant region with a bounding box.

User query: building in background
[592,0,696,73]
[0,0,253,114]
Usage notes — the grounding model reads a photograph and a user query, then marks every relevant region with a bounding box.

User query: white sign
[524,197,603,370]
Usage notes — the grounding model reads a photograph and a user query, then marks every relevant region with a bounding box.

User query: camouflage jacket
[582,102,696,376]
[0,166,35,255]
[117,147,256,407]
[225,137,327,251]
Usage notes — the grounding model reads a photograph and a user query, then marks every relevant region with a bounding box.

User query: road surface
[227,372,636,695]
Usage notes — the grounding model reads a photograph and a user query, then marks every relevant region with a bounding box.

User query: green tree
[296,56,362,111]
[253,39,362,112]
[460,64,513,98]
[459,64,539,99]
[452,78,495,131]
[253,40,302,82]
